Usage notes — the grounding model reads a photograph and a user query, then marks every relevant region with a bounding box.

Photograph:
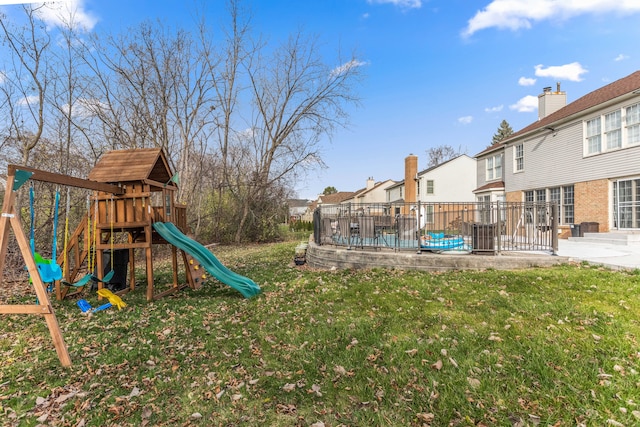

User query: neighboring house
[312,191,357,214]
[353,178,397,204]
[386,181,404,203]
[316,191,357,206]
[475,71,640,235]
[416,154,477,203]
[386,154,477,207]
[287,199,311,221]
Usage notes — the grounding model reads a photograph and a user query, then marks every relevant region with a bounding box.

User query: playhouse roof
[88,148,175,187]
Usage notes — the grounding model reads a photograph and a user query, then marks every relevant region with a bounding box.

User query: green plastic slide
[153,222,261,298]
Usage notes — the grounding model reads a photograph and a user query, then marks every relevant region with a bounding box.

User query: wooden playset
[0,148,260,366]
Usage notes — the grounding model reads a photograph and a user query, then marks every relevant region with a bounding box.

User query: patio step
[569,232,640,246]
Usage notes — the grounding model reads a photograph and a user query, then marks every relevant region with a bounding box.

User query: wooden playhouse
[60,148,203,301]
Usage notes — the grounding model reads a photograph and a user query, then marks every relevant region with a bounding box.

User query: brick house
[475,71,640,237]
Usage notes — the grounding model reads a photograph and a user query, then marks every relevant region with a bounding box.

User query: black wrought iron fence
[314,201,558,254]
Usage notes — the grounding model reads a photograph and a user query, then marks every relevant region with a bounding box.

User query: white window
[426,180,434,195]
[424,205,434,223]
[626,103,640,145]
[526,187,574,225]
[585,102,640,155]
[605,110,622,149]
[486,154,502,181]
[586,117,602,154]
[477,194,491,223]
[563,185,574,224]
[514,144,524,172]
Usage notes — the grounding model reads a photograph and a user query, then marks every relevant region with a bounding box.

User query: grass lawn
[1,242,640,426]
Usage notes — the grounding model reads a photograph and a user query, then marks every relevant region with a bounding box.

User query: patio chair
[374,215,393,232]
[358,216,379,249]
[322,217,338,244]
[337,217,356,246]
[396,215,418,249]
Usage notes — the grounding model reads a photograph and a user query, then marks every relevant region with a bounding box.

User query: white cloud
[0,71,6,85]
[518,77,536,86]
[534,62,587,82]
[484,105,503,113]
[18,95,40,106]
[330,59,368,78]
[509,95,538,113]
[614,54,629,62]
[367,0,422,9]
[35,0,98,32]
[63,98,109,118]
[458,115,473,124]
[463,0,640,37]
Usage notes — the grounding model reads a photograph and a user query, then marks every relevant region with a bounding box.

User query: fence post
[551,203,558,255]
[496,201,502,254]
[313,208,321,245]
[416,201,421,254]
[347,202,352,249]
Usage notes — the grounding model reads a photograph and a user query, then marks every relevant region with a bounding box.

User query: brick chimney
[403,154,418,214]
[538,82,566,120]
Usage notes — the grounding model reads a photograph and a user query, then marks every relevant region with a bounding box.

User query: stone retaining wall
[306,242,569,272]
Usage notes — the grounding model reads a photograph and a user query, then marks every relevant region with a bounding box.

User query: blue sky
[3,0,640,199]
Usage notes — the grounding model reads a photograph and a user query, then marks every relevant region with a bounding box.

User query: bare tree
[425,144,467,168]
[237,32,364,241]
[47,12,96,176]
[0,0,365,245]
[0,4,51,165]
[84,22,218,193]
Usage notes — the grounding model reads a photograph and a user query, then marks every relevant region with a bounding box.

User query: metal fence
[313,201,559,254]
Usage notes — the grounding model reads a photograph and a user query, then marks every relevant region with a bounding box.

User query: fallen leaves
[416,412,435,423]
[333,364,354,377]
[308,384,322,397]
[467,377,481,389]
[488,333,503,342]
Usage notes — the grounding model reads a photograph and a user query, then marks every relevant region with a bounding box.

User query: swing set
[0,165,124,367]
[2,148,257,367]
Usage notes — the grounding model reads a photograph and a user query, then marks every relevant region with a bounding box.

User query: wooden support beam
[8,164,124,194]
[0,305,52,314]
[0,168,72,367]
[142,178,177,190]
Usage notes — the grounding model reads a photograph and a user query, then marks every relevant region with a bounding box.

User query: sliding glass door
[613,178,640,229]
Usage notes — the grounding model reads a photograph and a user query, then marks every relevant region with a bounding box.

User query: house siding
[506,96,640,192]
[506,122,581,191]
[476,151,504,190]
[418,155,477,203]
[479,71,640,233]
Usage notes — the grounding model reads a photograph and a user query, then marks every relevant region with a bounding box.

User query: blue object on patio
[420,236,466,250]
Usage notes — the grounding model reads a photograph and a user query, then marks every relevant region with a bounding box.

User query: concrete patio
[306,234,640,272]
